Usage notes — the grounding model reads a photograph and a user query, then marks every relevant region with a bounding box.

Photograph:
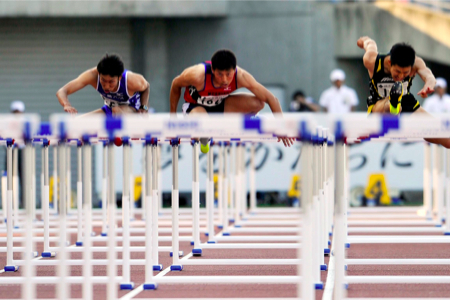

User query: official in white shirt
[422,77,450,113]
[319,69,359,113]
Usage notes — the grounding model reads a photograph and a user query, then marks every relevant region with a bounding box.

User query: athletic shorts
[182,101,226,115]
[367,93,420,114]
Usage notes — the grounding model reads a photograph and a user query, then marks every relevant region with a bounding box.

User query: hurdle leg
[4,140,18,272]
[192,141,203,253]
[42,140,55,258]
[13,146,19,225]
[424,143,432,219]
[333,124,347,300]
[158,145,163,214]
[32,146,37,221]
[446,149,450,234]
[129,143,136,221]
[437,146,445,224]
[249,143,256,212]
[24,139,36,299]
[76,144,83,246]
[66,145,71,213]
[222,145,230,235]
[82,137,93,299]
[241,144,247,218]
[207,142,215,242]
[300,134,314,299]
[152,141,163,270]
[312,137,322,289]
[57,138,68,299]
[318,129,327,268]
[141,144,146,220]
[101,143,107,236]
[234,143,241,224]
[229,144,235,223]
[52,146,58,214]
[170,139,183,271]
[120,138,134,290]
[107,139,117,300]
[143,138,157,290]
[217,142,223,228]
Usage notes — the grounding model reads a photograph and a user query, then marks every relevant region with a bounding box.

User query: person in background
[10,100,25,114]
[423,77,450,113]
[289,90,320,112]
[319,69,359,113]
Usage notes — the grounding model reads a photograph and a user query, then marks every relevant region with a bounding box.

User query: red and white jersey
[183,61,238,107]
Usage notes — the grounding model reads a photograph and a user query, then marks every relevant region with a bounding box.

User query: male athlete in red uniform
[170,49,294,152]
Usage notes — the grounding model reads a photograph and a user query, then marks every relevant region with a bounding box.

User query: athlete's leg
[224,93,265,114]
[112,106,138,114]
[413,107,450,148]
[77,109,104,118]
[189,106,208,114]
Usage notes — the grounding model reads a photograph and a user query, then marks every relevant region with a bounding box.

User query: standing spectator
[10,100,25,114]
[319,69,359,113]
[289,90,320,112]
[422,78,450,113]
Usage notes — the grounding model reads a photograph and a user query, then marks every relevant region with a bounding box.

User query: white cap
[330,69,346,82]
[435,77,447,89]
[10,100,25,113]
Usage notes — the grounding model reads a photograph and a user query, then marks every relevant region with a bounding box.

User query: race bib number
[376,82,408,98]
[196,96,226,107]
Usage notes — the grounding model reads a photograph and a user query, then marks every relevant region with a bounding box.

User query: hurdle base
[328,240,331,246]
[207,240,217,244]
[324,248,330,255]
[101,232,107,237]
[345,243,350,249]
[329,232,333,237]
[170,251,184,257]
[76,241,83,247]
[345,264,348,271]
[4,265,18,272]
[320,264,327,271]
[444,232,450,236]
[315,282,324,290]
[229,219,235,223]
[204,233,209,237]
[344,283,349,290]
[120,282,135,290]
[143,282,158,290]
[153,264,163,271]
[41,251,56,258]
[192,248,202,256]
[190,241,195,245]
[170,265,183,271]
[33,251,39,258]
[222,232,230,236]
[435,224,442,228]
[217,225,223,229]
[235,225,242,228]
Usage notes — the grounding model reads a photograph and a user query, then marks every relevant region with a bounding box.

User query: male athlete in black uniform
[357,36,450,148]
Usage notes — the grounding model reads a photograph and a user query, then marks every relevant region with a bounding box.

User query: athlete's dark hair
[390,43,416,67]
[292,90,305,100]
[97,54,124,77]
[211,49,237,71]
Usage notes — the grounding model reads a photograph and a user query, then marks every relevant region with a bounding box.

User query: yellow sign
[134,176,142,202]
[288,175,301,198]
[364,173,391,205]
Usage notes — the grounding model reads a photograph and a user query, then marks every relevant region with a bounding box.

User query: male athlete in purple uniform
[57,54,150,116]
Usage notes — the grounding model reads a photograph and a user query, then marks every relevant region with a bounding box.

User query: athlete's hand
[357,37,369,49]
[64,105,78,114]
[418,85,434,98]
[138,109,148,114]
[277,137,295,147]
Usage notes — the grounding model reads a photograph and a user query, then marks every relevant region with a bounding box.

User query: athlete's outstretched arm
[169,66,201,114]
[127,72,150,113]
[56,68,98,114]
[414,57,436,98]
[237,68,294,147]
[357,36,378,77]
[237,68,283,114]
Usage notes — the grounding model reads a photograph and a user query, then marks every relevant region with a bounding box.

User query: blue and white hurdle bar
[327,113,450,300]
[0,113,334,299]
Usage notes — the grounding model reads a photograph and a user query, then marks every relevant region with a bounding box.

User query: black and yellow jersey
[369,54,413,101]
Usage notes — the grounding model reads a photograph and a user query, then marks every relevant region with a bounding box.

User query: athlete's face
[390,65,411,82]
[99,74,121,93]
[212,68,235,87]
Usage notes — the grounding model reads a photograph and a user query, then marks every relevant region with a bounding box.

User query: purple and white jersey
[96,69,141,110]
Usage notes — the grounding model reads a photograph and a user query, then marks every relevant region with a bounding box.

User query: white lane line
[119,284,144,300]
[322,229,336,300]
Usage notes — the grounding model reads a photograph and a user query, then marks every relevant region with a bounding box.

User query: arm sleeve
[319,90,329,107]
